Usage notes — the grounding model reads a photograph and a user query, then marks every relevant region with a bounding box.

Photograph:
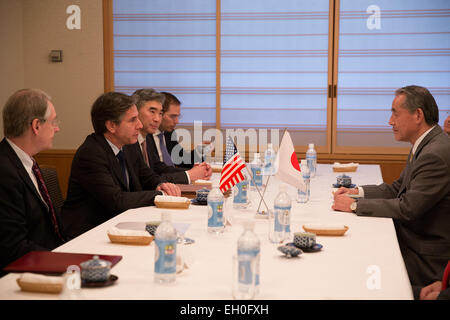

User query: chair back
[39,165,64,215]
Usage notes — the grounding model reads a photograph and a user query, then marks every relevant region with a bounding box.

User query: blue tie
[158,132,174,166]
[116,150,128,187]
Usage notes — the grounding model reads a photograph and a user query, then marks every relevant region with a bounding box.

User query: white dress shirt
[105,137,129,187]
[5,138,46,206]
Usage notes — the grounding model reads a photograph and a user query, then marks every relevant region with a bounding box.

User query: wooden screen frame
[102,0,410,158]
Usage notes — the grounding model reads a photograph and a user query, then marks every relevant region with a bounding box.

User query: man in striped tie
[130,89,211,184]
[0,89,65,273]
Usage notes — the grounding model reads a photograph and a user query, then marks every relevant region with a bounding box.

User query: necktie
[116,150,128,187]
[141,139,150,167]
[31,160,64,242]
[158,132,174,166]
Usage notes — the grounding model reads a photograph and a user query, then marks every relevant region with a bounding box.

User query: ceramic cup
[80,255,111,282]
[293,232,316,248]
[195,188,210,202]
[336,174,352,187]
[145,221,161,236]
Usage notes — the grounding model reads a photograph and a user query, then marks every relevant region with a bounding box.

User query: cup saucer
[332,183,356,189]
[191,199,207,206]
[81,274,118,288]
[288,242,323,253]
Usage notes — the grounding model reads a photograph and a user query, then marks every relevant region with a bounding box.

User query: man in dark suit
[0,89,65,271]
[129,89,211,183]
[160,92,213,170]
[333,85,450,298]
[62,92,180,239]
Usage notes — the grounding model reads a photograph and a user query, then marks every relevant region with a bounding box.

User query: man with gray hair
[333,85,450,298]
[0,88,65,272]
[128,88,211,184]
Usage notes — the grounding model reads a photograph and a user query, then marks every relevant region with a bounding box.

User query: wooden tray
[155,200,191,209]
[107,234,154,245]
[16,278,63,294]
[192,180,212,186]
[303,225,349,236]
[333,166,358,172]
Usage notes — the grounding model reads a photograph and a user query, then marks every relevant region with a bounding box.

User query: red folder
[3,251,122,274]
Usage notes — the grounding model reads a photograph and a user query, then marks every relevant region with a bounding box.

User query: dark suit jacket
[357,126,450,288]
[0,138,64,271]
[164,130,204,169]
[62,133,164,239]
[127,134,188,184]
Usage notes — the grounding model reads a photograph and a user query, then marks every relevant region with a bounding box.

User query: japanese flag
[275,131,306,192]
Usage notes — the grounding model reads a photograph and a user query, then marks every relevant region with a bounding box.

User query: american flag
[219,136,246,193]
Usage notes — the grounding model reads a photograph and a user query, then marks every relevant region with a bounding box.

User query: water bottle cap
[308,143,314,149]
[254,153,260,159]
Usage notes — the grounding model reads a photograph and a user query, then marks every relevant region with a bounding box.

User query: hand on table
[334,187,359,197]
[189,162,212,181]
[332,194,356,213]
[420,281,442,300]
[157,182,181,197]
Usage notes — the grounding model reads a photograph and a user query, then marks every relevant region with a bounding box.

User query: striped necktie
[141,139,150,167]
[31,160,64,242]
[158,132,174,166]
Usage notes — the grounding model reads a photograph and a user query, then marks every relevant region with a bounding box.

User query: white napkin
[155,195,190,203]
[193,179,212,184]
[107,226,150,237]
[19,273,63,284]
[333,162,359,168]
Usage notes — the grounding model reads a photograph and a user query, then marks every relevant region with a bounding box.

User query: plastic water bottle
[207,182,225,234]
[271,184,292,243]
[237,220,260,294]
[154,212,177,283]
[306,143,317,178]
[297,159,310,203]
[233,171,250,209]
[250,153,263,191]
[264,143,276,175]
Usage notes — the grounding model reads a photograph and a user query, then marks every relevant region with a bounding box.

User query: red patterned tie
[141,139,150,167]
[31,160,64,242]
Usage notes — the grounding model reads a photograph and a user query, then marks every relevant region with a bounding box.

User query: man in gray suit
[333,85,450,298]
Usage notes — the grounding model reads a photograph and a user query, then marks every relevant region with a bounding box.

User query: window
[335,0,450,153]
[108,0,450,155]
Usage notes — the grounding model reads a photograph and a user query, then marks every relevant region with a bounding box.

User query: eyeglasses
[167,114,182,121]
[31,117,61,128]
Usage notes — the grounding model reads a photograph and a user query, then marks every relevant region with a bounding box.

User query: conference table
[0,164,413,300]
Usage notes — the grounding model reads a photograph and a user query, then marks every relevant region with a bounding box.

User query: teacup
[336,174,352,187]
[293,232,316,248]
[80,255,111,282]
[145,221,161,236]
[195,188,210,202]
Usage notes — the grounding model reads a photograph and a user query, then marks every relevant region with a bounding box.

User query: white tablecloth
[0,164,413,299]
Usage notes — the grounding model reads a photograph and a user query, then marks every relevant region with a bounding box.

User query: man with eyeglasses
[333,85,450,299]
[159,92,213,175]
[0,89,65,273]
[62,92,180,239]
[129,89,212,184]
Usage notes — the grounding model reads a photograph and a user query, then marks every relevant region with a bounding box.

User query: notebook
[3,251,122,274]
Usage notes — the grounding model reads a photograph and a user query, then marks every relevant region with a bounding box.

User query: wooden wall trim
[102,0,114,92]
